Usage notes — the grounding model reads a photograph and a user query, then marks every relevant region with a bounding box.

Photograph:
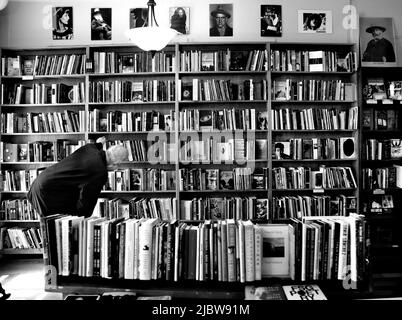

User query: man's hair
[106,145,129,164]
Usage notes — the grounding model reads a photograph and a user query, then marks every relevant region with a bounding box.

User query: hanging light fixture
[125,0,178,52]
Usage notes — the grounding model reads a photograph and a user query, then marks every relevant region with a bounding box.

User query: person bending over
[27,141,128,218]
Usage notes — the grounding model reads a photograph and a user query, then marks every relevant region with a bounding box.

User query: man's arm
[76,178,105,217]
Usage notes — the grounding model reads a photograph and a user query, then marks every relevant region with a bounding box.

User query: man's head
[366,25,386,40]
[105,145,129,170]
[93,8,103,21]
[211,6,230,29]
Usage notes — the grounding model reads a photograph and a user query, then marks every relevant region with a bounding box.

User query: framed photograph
[91,8,112,40]
[209,4,233,37]
[52,7,73,40]
[129,8,147,28]
[261,5,282,37]
[360,17,397,67]
[298,10,332,34]
[259,224,294,278]
[169,7,190,35]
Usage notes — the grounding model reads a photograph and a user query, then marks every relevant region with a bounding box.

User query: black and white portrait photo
[209,4,233,37]
[169,7,190,35]
[298,10,332,34]
[261,5,282,37]
[52,7,73,40]
[360,17,397,67]
[91,8,112,40]
[129,8,147,29]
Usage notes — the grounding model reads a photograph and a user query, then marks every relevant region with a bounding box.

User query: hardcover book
[219,170,234,190]
[131,82,144,102]
[121,54,135,73]
[388,81,402,100]
[366,78,387,100]
[201,52,215,71]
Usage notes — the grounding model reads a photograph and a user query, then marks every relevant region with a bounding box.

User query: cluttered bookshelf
[0,42,376,300]
[360,66,402,294]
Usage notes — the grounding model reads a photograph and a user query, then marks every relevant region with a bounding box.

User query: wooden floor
[0,258,62,300]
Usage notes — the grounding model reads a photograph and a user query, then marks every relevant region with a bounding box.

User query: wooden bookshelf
[0,42,372,299]
[359,66,402,295]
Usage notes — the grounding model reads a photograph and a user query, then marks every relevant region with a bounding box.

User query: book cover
[230,51,249,71]
[282,284,327,300]
[390,139,402,159]
[131,81,144,102]
[256,199,268,220]
[273,80,289,100]
[206,169,219,190]
[259,224,292,278]
[255,139,268,160]
[23,59,34,75]
[245,285,286,300]
[201,52,215,71]
[199,110,213,130]
[388,81,402,100]
[181,82,193,101]
[209,198,225,220]
[366,78,387,100]
[219,170,234,190]
[308,51,324,72]
[121,54,134,73]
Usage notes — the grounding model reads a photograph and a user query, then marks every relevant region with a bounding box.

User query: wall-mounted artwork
[261,5,282,37]
[209,4,233,37]
[169,7,190,35]
[298,9,332,34]
[52,7,73,40]
[360,17,397,67]
[129,8,147,28]
[91,8,112,40]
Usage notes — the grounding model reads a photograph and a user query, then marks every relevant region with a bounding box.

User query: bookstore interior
[0,0,402,302]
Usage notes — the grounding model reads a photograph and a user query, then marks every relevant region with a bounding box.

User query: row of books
[179,168,268,191]
[362,109,400,131]
[272,107,358,131]
[88,109,176,133]
[0,140,85,163]
[179,138,267,162]
[1,110,85,134]
[1,169,43,191]
[42,214,366,283]
[273,79,356,101]
[180,197,268,221]
[1,54,86,76]
[179,108,268,131]
[92,51,175,74]
[273,137,356,160]
[179,79,268,101]
[269,49,357,72]
[179,49,268,72]
[363,79,402,101]
[0,226,42,250]
[362,166,402,189]
[272,195,357,220]
[363,139,402,160]
[89,80,175,103]
[272,166,357,190]
[0,198,39,221]
[1,82,85,104]
[104,169,176,192]
[103,140,175,163]
[93,197,177,222]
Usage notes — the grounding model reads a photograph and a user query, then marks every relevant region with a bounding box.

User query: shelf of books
[0,46,88,257]
[360,66,402,293]
[0,43,372,299]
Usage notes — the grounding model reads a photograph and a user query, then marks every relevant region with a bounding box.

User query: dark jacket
[363,38,396,62]
[210,26,233,37]
[27,143,107,218]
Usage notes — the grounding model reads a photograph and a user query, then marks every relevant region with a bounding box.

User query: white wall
[0,0,352,48]
[0,0,401,66]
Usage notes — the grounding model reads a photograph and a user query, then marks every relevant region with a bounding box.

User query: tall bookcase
[0,42,371,299]
[0,46,87,257]
[360,66,402,295]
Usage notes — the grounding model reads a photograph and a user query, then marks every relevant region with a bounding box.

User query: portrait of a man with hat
[361,17,396,64]
[210,4,233,37]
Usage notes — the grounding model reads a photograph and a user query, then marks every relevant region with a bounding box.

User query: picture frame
[359,17,397,67]
[52,7,73,40]
[91,8,112,40]
[298,10,332,34]
[261,5,282,37]
[209,3,233,37]
[129,8,147,29]
[169,7,190,35]
[259,224,294,278]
